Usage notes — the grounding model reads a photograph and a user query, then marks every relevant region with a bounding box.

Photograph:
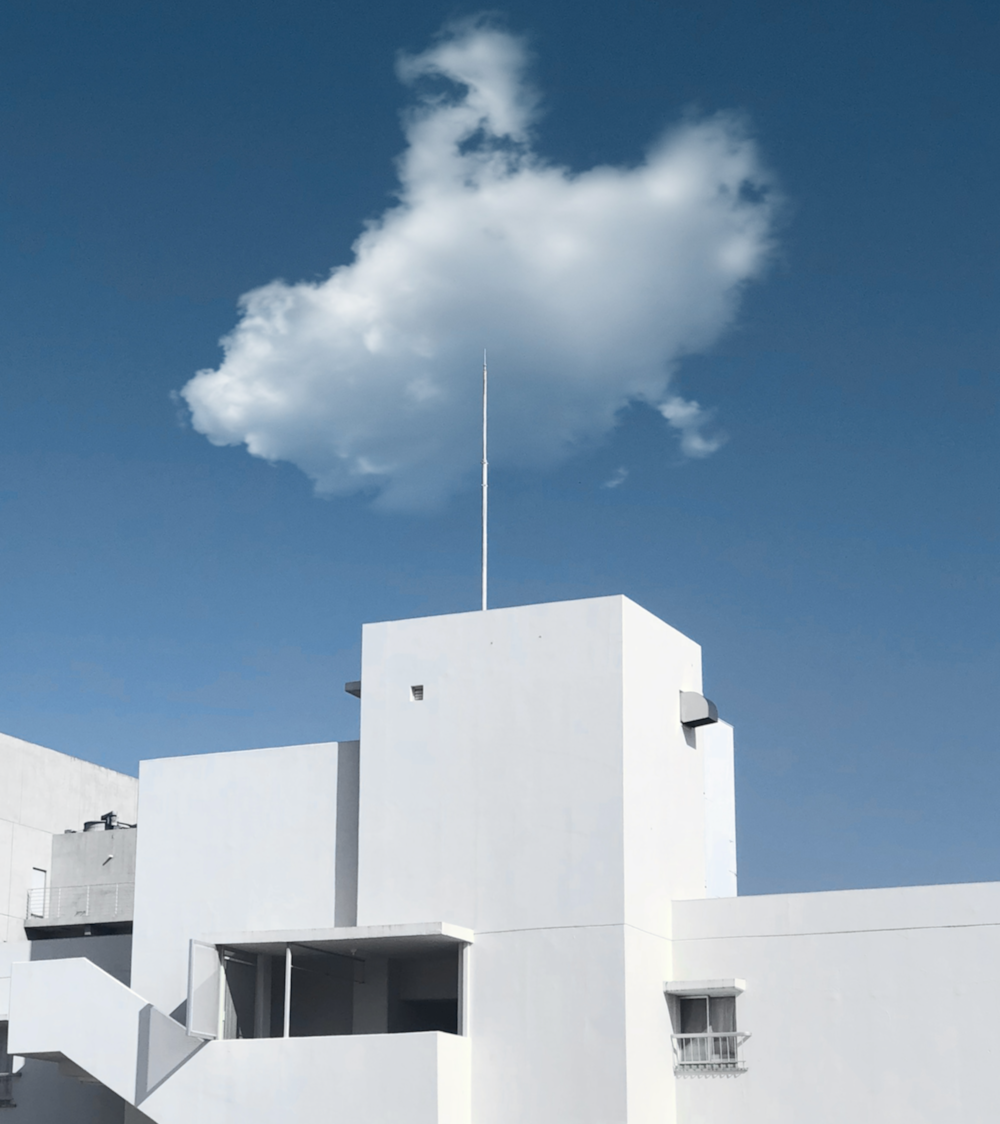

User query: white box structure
[1,594,999,1122]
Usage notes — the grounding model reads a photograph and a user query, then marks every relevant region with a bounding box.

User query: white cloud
[658,396,726,458]
[180,18,776,510]
[603,467,629,489]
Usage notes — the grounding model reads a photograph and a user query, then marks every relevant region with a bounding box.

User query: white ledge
[664,978,745,997]
[202,921,474,956]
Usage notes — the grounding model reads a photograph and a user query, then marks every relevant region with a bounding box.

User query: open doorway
[218,942,462,1040]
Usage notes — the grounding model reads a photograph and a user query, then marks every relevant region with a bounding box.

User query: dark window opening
[221,949,288,1040]
[679,995,736,1035]
[0,1023,16,1106]
[220,944,461,1040]
[388,952,459,1034]
[289,948,357,1038]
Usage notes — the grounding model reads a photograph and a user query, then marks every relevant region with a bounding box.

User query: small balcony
[671,1031,750,1074]
[25,883,134,932]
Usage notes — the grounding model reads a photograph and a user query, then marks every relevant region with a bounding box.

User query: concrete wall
[470,925,629,1124]
[671,881,1000,1124]
[0,732,138,943]
[11,955,468,1124]
[357,597,627,933]
[129,741,359,1018]
[1,936,131,1123]
[1,935,132,1019]
[356,596,712,933]
[356,597,719,1124]
[0,1057,126,1124]
[133,1032,470,1124]
[700,721,737,899]
[24,830,139,930]
[621,597,706,934]
[50,829,137,890]
[618,599,714,1124]
[30,935,133,985]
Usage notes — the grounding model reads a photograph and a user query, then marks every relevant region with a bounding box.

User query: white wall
[357,597,717,1124]
[129,741,358,1016]
[50,829,137,890]
[0,732,138,943]
[621,596,706,933]
[0,935,131,1021]
[357,597,629,933]
[618,599,717,1124]
[671,881,1000,1124]
[136,1032,469,1124]
[623,924,674,1124]
[700,721,737,899]
[10,958,149,1100]
[357,596,713,934]
[2,940,131,1123]
[11,955,468,1124]
[470,927,628,1124]
[29,935,133,986]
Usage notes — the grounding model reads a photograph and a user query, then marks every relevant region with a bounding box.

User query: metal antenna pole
[481,350,488,612]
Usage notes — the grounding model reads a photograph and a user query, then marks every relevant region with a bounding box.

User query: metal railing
[672,1031,750,1074]
[25,882,134,926]
[0,1071,14,1106]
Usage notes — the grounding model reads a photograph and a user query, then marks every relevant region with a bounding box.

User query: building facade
[0,731,138,1120]
[1,595,998,1122]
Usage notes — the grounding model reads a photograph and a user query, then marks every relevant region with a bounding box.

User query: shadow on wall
[2,1056,127,1119]
[29,934,132,985]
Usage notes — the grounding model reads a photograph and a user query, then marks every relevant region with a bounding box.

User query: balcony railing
[25,883,134,927]
[0,1071,15,1106]
[672,1031,750,1074]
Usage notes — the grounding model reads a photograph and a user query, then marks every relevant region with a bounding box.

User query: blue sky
[0,0,997,895]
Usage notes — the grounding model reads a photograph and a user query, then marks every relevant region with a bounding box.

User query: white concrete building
[0,732,138,1119]
[2,595,999,1122]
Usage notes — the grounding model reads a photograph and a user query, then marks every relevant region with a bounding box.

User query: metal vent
[410,685,424,701]
[680,691,719,728]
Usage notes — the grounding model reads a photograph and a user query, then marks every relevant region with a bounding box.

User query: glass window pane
[680,996,708,1033]
[708,996,736,1032]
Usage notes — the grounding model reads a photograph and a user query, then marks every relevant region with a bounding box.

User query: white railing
[25,883,134,926]
[672,1031,750,1074]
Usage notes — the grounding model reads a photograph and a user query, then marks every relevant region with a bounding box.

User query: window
[679,995,735,1035]
[410,685,424,701]
[665,980,749,1075]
